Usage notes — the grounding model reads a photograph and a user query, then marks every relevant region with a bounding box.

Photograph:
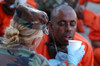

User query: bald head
[49,4,77,50]
[50,4,77,22]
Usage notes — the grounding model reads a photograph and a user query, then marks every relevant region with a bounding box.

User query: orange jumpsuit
[91,0,100,3]
[79,0,100,4]
[89,13,100,66]
[79,0,97,27]
[0,0,37,36]
[93,48,100,66]
[27,0,37,9]
[77,19,85,33]
[82,8,95,27]
[0,2,12,36]
[35,32,94,66]
[89,13,100,41]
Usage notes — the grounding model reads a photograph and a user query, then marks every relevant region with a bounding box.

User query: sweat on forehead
[50,4,76,21]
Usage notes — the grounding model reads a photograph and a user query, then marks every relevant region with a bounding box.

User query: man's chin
[57,43,67,50]
[60,46,67,50]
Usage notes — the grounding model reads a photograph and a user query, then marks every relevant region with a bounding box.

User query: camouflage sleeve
[0,48,50,66]
[37,54,50,66]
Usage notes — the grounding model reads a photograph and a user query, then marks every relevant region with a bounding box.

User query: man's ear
[48,21,55,40]
[48,21,53,31]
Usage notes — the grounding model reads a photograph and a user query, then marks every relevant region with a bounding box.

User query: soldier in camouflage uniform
[0,3,50,66]
[35,0,77,19]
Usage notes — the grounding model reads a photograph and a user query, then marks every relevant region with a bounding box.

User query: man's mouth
[64,36,73,41]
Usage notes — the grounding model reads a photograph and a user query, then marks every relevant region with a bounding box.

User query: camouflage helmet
[13,4,48,30]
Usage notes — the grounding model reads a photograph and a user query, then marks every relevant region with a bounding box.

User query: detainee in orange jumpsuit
[0,0,37,37]
[74,0,96,33]
[35,33,94,66]
[35,4,94,66]
[73,0,85,33]
[78,0,96,27]
[89,13,100,66]
[79,0,100,27]
[76,7,85,33]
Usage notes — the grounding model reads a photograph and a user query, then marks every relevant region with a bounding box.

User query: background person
[0,0,37,37]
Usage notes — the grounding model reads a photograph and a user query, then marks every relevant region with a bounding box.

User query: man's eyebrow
[58,20,76,23]
[58,20,66,23]
[70,20,76,22]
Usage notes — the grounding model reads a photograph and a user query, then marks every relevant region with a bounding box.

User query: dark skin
[91,40,100,48]
[49,5,77,50]
[2,0,15,15]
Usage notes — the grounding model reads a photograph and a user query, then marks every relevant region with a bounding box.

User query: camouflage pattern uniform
[35,0,76,11]
[35,0,67,11]
[0,45,50,66]
[0,3,50,66]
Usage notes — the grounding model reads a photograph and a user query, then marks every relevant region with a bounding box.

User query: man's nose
[65,24,72,32]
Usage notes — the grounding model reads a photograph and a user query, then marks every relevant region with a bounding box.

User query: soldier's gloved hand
[55,51,68,63]
[49,59,66,66]
[67,45,85,66]
[49,51,68,66]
